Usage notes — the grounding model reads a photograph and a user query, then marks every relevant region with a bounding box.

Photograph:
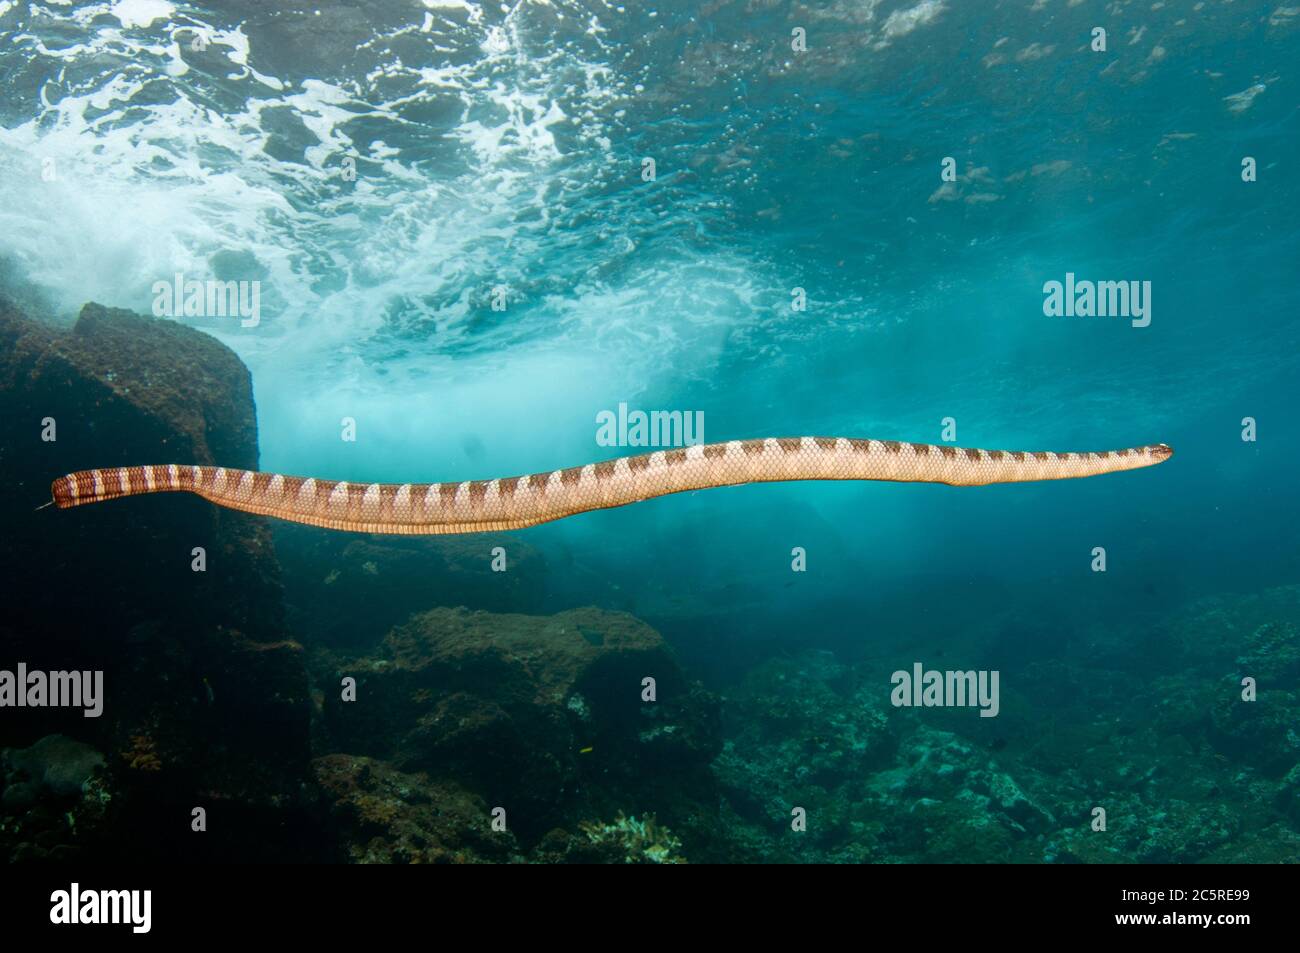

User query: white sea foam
[0,0,788,471]
[110,0,174,29]
[0,0,1248,490]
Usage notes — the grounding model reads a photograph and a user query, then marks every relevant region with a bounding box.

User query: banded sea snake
[51,438,1172,536]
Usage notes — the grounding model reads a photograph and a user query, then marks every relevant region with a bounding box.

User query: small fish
[579,746,593,754]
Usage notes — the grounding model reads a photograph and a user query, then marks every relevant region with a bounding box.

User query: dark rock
[321,605,722,844]
[2,734,104,798]
[2,782,37,811]
[0,299,283,649]
[0,298,311,850]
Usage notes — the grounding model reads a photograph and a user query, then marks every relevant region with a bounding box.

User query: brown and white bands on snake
[50,438,1173,536]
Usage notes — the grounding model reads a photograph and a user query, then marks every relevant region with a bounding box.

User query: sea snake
[50,438,1172,536]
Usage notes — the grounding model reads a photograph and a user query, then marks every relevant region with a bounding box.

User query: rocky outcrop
[320,605,722,845]
[0,300,283,648]
[0,298,310,859]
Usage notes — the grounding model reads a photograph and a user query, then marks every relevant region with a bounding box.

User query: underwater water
[0,0,1298,866]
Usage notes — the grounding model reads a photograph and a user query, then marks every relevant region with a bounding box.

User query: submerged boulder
[0,299,283,650]
[0,298,310,849]
[1,734,104,807]
[321,605,722,844]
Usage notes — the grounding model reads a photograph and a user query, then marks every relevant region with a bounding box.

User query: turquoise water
[1,1,1298,863]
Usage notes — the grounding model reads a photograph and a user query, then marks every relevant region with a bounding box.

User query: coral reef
[573,813,684,864]
[121,734,162,773]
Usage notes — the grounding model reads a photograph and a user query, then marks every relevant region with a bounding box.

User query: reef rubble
[710,586,1300,863]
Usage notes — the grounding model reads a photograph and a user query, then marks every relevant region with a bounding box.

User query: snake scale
[50,437,1173,535]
